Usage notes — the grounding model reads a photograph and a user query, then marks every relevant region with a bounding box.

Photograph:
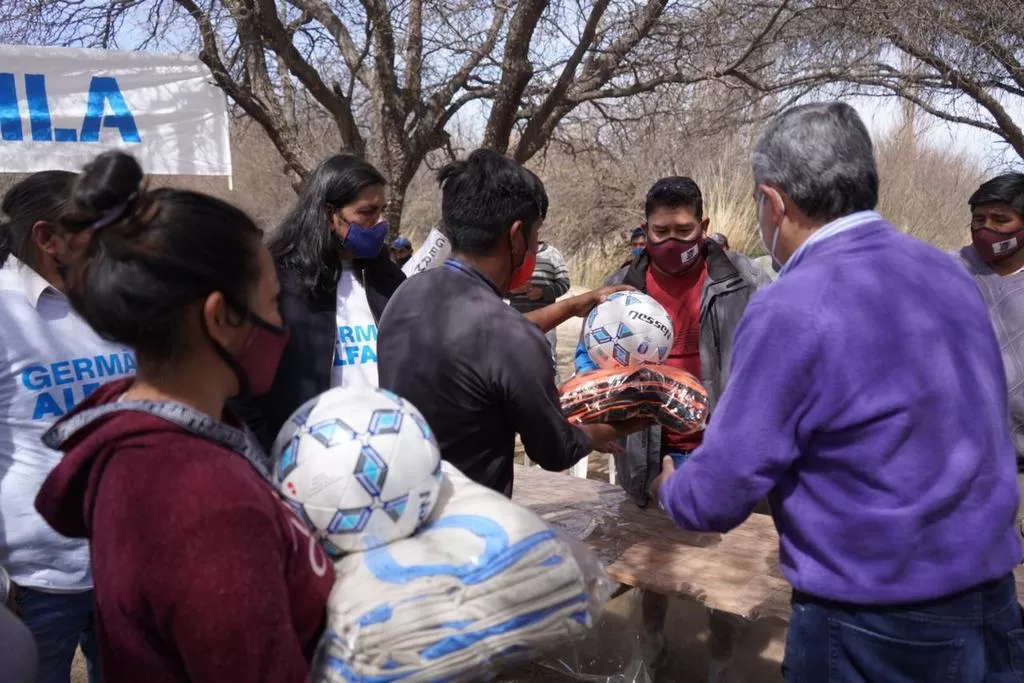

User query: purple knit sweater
[660,218,1021,604]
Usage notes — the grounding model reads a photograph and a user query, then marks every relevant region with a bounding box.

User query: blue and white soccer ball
[583,291,674,368]
[271,386,443,556]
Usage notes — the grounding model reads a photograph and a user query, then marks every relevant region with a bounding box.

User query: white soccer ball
[583,291,674,368]
[271,387,443,556]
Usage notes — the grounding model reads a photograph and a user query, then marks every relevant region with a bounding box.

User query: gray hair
[752,102,879,223]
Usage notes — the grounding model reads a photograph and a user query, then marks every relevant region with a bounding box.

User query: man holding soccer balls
[572,176,771,677]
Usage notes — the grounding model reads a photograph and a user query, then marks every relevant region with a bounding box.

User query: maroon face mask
[647,236,704,275]
[973,227,1024,264]
[234,315,290,397]
[203,312,290,399]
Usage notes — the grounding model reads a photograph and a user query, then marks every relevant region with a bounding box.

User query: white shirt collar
[0,256,62,308]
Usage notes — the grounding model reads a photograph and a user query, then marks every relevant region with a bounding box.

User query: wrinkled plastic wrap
[532,587,655,683]
[560,365,710,434]
[312,463,615,682]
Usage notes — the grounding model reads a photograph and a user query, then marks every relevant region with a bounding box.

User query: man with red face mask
[378,149,643,496]
[573,176,769,678]
[957,172,1024,541]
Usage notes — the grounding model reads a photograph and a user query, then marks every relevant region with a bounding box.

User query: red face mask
[506,229,538,292]
[973,227,1024,264]
[647,236,704,275]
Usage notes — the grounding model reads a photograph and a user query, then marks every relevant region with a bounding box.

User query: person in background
[574,177,768,679]
[35,151,334,683]
[708,232,729,250]
[620,226,647,268]
[237,155,405,451]
[957,172,1024,542]
[378,149,643,496]
[0,171,135,683]
[508,240,571,382]
[651,102,1023,681]
[390,236,413,267]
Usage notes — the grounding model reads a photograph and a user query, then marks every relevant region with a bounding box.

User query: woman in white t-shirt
[1,171,131,683]
[236,155,405,450]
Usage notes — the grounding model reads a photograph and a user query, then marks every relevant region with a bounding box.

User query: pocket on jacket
[827,618,964,683]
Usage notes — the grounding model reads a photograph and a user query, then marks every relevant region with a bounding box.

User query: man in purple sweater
[651,102,1023,681]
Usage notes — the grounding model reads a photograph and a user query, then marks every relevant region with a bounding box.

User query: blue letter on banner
[79,77,141,144]
[24,74,53,142]
[0,73,23,141]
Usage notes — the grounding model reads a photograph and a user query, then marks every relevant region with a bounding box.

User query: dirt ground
[71,288,788,683]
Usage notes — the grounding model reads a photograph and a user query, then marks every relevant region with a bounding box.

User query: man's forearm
[524,299,574,333]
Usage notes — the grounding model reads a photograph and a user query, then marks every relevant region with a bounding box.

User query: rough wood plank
[512,465,1024,624]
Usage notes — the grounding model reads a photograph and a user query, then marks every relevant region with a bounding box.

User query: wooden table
[512,464,1024,625]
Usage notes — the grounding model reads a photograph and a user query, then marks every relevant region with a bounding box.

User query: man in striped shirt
[508,242,571,382]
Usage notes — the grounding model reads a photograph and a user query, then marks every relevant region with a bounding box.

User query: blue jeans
[18,588,100,683]
[783,573,1024,683]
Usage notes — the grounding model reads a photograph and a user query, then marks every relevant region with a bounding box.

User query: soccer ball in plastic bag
[271,386,443,556]
[583,291,674,368]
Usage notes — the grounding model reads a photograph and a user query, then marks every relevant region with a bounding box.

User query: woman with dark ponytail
[0,170,128,683]
[237,154,405,450]
[33,151,334,683]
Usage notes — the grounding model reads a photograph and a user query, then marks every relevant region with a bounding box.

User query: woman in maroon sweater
[34,151,335,682]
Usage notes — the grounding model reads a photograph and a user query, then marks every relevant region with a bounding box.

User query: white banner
[402,227,452,277]
[0,45,232,177]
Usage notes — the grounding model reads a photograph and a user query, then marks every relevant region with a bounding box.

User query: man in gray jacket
[574,176,770,680]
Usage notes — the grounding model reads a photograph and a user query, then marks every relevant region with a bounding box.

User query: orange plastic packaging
[559,365,709,434]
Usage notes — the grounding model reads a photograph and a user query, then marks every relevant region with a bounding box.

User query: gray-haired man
[650,101,1022,682]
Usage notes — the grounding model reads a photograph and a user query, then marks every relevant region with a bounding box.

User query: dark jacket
[235,252,405,451]
[587,242,771,506]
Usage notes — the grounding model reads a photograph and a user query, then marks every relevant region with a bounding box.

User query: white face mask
[757,194,782,270]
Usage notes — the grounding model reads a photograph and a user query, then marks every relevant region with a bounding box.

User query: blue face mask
[343,221,388,259]
[632,246,645,257]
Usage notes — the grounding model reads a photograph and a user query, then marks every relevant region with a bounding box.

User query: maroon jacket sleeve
[145,503,311,683]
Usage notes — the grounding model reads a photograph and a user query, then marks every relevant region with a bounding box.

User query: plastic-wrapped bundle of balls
[270,386,612,683]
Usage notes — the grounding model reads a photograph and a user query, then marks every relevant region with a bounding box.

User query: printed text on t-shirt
[334,324,378,367]
[20,351,136,420]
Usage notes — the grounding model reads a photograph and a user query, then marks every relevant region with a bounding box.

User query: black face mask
[396,254,411,267]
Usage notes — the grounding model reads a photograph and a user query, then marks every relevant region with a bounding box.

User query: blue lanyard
[443,258,474,276]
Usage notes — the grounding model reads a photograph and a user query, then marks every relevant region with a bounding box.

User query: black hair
[0,171,76,266]
[270,154,387,298]
[645,176,704,220]
[61,151,263,364]
[969,173,1024,215]
[438,149,546,254]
